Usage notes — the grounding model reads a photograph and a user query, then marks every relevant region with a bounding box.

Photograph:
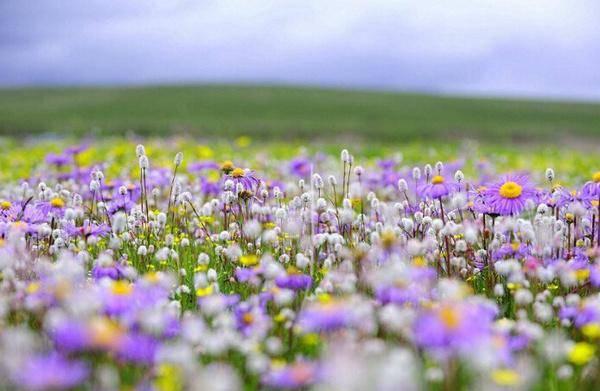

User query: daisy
[418,174,456,199]
[483,175,536,216]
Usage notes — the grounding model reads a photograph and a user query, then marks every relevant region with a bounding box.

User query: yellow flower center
[593,171,600,183]
[111,280,133,296]
[242,312,254,325]
[412,256,427,268]
[0,201,12,210]
[240,254,259,266]
[439,306,460,329]
[26,282,40,294]
[89,317,123,349]
[50,197,65,208]
[221,160,234,171]
[499,181,522,199]
[231,167,246,178]
[431,175,444,184]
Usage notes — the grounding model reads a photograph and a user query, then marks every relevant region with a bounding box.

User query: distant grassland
[0,84,599,142]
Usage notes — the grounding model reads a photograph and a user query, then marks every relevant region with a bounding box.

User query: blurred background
[1,0,599,143]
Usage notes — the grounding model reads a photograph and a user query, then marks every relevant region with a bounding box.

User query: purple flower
[45,153,72,167]
[275,270,312,291]
[228,168,261,192]
[262,362,319,389]
[107,191,136,214]
[64,220,110,239]
[418,175,456,199]
[582,172,600,200]
[413,300,497,353]
[14,353,89,391]
[50,320,90,352]
[288,157,311,177]
[234,303,271,337]
[482,174,536,216]
[297,300,355,333]
[188,161,220,172]
[117,333,158,364]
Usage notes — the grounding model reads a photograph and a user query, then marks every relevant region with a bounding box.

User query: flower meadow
[0,139,599,390]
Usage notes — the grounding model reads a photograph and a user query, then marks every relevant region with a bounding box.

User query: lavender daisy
[483,174,536,215]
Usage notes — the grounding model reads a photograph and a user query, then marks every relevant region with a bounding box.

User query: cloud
[1,0,599,99]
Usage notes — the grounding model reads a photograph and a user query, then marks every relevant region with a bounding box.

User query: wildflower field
[0,134,599,391]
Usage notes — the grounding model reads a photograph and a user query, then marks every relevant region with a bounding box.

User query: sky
[1,0,599,100]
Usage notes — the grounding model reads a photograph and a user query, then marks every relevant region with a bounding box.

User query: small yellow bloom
[196,285,214,297]
[0,200,12,210]
[240,254,259,267]
[317,293,332,304]
[582,323,600,339]
[274,312,287,323]
[491,369,520,386]
[412,256,427,267]
[592,171,600,183]
[568,342,596,365]
[144,272,160,283]
[302,333,320,346]
[155,364,183,391]
[565,213,575,223]
[221,160,235,173]
[575,269,590,282]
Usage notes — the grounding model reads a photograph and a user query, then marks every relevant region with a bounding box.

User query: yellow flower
[155,364,183,391]
[412,256,427,267]
[194,264,208,273]
[491,369,520,386]
[593,171,600,183]
[196,285,214,297]
[221,160,234,173]
[568,342,596,365]
[240,254,259,267]
[302,333,320,346]
[575,269,590,282]
[0,200,12,210]
[582,323,600,339]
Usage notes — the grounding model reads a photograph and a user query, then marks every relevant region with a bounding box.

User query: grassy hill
[0,84,599,142]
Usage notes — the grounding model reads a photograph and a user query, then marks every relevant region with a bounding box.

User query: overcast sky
[1,0,599,99]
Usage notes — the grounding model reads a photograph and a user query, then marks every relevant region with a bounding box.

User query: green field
[0,85,599,142]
